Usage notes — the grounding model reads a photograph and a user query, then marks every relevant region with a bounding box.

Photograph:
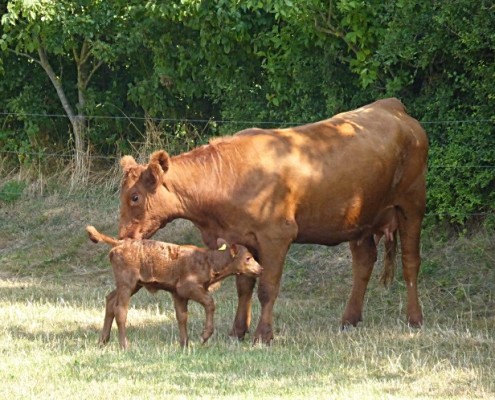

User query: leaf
[345,31,358,44]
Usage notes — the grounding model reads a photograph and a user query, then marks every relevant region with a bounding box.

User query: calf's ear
[229,244,239,257]
[217,238,228,250]
[150,150,170,173]
[143,162,163,191]
[120,155,137,173]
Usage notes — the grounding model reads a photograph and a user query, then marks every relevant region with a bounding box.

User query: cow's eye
[131,194,139,202]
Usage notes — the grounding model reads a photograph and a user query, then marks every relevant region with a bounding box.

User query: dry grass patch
[1,189,494,399]
[1,274,494,399]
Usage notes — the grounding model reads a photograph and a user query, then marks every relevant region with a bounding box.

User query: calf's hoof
[201,329,214,344]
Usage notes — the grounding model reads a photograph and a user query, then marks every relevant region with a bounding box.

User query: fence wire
[1,111,494,126]
[1,114,493,219]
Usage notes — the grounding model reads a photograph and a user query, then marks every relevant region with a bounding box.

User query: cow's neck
[166,149,232,229]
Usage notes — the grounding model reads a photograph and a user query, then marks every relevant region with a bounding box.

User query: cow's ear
[150,150,170,173]
[143,162,162,191]
[120,155,137,173]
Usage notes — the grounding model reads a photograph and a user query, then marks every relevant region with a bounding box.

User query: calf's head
[118,150,179,239]
[221,240,262,277]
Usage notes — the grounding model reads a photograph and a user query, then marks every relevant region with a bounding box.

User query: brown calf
[86,225,262,349]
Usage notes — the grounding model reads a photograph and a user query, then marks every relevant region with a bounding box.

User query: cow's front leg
[253,238,292,344]
[229,274,256,340]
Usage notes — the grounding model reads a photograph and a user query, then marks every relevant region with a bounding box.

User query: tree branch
[79,39,91,66]
[73,47,80,63]
[6,47,42,66]
[85,59,103,88]
[314,0,360,57]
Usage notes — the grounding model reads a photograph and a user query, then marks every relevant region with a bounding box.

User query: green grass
[1,192,494,399]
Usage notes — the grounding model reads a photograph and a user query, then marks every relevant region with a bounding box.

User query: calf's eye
[131,194,139,202]
[246,256,252,263]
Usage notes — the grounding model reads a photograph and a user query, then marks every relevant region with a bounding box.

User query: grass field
[1,190,494,399]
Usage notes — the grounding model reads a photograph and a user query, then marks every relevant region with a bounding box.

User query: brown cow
[117,98,428,344]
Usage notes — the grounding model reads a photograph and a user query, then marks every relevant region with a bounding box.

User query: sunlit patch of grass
[1,275,494,399]
[1,190,494,398]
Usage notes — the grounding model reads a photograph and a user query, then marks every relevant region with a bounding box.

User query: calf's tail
[379,230,397,287]
[86,225,121,247]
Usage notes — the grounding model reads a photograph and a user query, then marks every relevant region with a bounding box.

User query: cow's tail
[379,230,397,287]
[86,225,120,247]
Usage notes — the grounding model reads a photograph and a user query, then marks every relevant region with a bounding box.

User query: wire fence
[1,112,494,162]
[1,111,494,126]
[1,149,494,170]
[1,113,494,219]
[0,152,493,219]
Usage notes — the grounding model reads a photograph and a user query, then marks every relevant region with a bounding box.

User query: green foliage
[1,0,494,225]
[427,123,495,224]
[0,180,26,203]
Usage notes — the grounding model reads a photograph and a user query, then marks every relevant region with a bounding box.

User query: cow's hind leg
[397,204,424,327]
[341,236,377,327]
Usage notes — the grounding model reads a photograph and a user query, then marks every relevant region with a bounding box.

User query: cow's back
[227,98,427,245]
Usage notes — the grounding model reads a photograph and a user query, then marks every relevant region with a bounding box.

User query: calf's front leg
[177,284,216,345]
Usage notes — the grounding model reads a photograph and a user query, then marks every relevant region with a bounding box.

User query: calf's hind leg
[114,287,133,349]
[99,289,117,345]
[100,285,141,347]
[172,294,189,348]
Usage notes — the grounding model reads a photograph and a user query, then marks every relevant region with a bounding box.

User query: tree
[0,0,493,223]
[1,0,137,183]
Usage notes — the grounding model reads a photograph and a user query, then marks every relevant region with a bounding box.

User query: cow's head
[118,150,179,239]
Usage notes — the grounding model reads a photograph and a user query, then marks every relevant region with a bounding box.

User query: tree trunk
[38,45,89,187]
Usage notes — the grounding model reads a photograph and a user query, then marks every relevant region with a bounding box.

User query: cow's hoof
[340,323,356,332]
[407,316,423,328]
[340,313,362,328]
[228,326,247,341]
[253,325,273,345]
